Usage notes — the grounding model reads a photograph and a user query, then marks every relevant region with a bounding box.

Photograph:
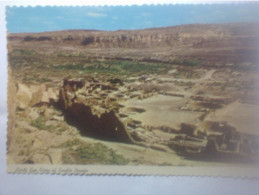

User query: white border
[1,1,259,194]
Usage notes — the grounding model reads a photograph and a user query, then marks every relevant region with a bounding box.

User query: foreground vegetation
[61,139,129,165]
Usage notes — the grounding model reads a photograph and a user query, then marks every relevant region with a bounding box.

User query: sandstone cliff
[8,23,259,66]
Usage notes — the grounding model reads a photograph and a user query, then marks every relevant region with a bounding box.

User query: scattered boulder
[31,153,52,164]
[48,149,63,164]
[16,83,32,110]
[43,108,55,120]
[41,88,58,103]
[24,107,39,120]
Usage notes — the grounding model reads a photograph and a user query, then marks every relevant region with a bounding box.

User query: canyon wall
[8,23,259,66]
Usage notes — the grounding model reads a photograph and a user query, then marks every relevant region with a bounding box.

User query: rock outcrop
[16,83,32,110]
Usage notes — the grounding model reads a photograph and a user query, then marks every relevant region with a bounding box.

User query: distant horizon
[8,21,259,34]
[6,4,259,33]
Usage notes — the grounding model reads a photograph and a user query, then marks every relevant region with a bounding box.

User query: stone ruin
[57,78,259,163]
[58,78,134,143]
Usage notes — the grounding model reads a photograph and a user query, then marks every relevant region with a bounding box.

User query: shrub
[172,59,183,64]
[182,59,200,66]
[172,59,200,66]
[31,116,54,131]
[31,116,46,129]
[62,141,129,165]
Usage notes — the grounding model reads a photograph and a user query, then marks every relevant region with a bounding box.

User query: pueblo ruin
[7,23,259,165]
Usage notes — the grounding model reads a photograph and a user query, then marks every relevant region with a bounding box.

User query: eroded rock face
[15,82,59,110]
[8,23,259,66]
[59,78,134,143]
[65,103,132,143]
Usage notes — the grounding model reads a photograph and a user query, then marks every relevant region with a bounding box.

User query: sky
[6,4,259,33]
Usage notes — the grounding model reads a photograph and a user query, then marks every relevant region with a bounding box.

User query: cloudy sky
[6,4,259,33]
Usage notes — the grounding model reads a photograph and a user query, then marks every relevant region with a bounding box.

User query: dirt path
[202,69,216,81]
[192,69,216,93]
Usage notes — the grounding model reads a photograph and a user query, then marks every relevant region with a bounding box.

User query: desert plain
[7,23,259,166]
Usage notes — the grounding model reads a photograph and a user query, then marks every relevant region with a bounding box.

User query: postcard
[6,4,259,176]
